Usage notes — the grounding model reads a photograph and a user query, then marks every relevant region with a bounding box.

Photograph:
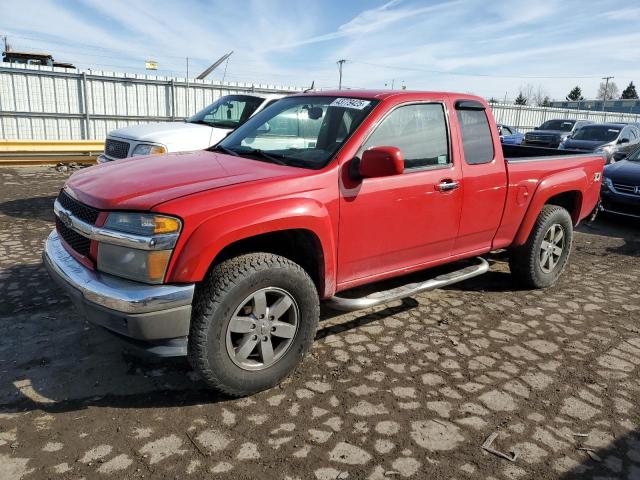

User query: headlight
[131,143,167,156]
[602,177,613,190]
[104,212,181,235]
[97,212,181,283]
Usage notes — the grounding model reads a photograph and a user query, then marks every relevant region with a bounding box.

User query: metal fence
[3,63,640,140]
[490,103,640,132]
[0,63,303,140]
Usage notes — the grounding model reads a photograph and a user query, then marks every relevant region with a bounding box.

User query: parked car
[523,119,593,148]
[600,147,640,218]
[560,123,640,163]
[44,91,604,396]
[97,93,285,163]
[497,124,524,144]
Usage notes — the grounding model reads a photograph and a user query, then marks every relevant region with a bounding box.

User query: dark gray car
[523,119,593,148]
[560,123,640,163]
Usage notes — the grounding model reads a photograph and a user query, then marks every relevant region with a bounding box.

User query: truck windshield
[188,95,265,129]
[539,120,575,131]
[572,125,621,142]
[215,96,378,169]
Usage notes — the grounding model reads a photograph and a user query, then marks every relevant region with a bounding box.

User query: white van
[98,93,285,163]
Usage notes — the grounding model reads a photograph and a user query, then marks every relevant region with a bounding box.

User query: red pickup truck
[44,91,604,396]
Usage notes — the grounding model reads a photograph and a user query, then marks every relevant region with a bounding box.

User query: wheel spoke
[541,240,550,251]
[259,337,275,365]
[540,250,550,268]
[552,245,563,256]
[547,254,556,271]
[229,316,255,334]
[271,321,296,339]
[548,225,556,241]
[269,295,293,320]
[252,291,267,318]
[554,228,564,244]
[235,334,259,361]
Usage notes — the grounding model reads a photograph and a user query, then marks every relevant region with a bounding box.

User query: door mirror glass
[618,137,629,144]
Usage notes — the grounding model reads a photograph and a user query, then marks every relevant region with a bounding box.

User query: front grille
[104,138,130,159]
[56,217,91,256]
[613,183,640,195]
[57,190,99,224]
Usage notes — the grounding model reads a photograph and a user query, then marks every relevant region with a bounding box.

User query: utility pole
[602,76,614,111]
[2,35,9,53]
[337,59,346,90]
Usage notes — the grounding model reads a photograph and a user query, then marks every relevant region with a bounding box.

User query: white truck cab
[98,93,285,163]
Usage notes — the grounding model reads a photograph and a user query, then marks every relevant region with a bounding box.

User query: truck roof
[293,89,483,102]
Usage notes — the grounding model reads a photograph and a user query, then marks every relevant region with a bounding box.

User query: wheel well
[545,191,582,222]
[212,230,325,293]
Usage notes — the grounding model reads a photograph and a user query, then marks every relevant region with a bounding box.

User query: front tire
[509,205,573,289]
[188,253,320,397]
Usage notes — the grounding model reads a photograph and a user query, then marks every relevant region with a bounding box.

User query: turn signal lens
[147,250,172,283]
[153,216,181,234]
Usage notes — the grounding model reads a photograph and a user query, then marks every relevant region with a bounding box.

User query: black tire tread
[188,252,319,397]
[509,204,573,289]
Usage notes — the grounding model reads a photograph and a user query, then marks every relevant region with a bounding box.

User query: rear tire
[188,253,319,397]
[509,205,573,289]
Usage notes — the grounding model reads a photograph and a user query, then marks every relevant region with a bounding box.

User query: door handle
[436,180,459,192]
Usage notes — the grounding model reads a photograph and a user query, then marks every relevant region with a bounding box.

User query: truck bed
[502,143,596,161]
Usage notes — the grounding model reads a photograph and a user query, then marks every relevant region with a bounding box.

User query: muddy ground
[1,166,640,480]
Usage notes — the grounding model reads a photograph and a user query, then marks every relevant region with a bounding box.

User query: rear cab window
[455,100,495,165]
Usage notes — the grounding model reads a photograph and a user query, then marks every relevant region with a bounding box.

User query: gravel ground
[1,166,640,480]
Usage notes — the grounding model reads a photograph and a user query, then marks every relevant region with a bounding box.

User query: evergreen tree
[566,86,584,101]
[621,82,639,100]
[514,92,527,105]
[540,96,552,107]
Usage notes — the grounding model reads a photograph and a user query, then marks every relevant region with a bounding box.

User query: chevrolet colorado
[44,91,604,396]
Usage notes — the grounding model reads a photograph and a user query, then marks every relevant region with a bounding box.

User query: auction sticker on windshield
[330,98,371,110]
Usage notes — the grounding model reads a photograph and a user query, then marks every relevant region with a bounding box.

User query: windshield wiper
[210,145,239,156]
[236,148,288,166]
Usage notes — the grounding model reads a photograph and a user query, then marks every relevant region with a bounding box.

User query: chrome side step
[325,257,489,312]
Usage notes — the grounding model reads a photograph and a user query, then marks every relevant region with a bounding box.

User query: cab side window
[361,103,450,171]
[457,109,495,165]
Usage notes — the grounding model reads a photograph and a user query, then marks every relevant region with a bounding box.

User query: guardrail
[0,140,103,165]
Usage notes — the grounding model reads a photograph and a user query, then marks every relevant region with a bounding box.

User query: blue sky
[2,0,640,100]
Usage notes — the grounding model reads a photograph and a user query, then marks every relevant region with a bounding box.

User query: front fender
[512,169,586,246]
[167,197,337,296]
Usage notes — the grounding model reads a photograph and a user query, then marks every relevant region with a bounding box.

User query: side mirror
[613,152,626,161]
[256,122,271,134]
[534,127,540,130]
[618,137,629,144]
[357,146,404,178]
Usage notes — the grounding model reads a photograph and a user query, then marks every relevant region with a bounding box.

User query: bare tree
[597,81,619,100]
[532,85,550,107]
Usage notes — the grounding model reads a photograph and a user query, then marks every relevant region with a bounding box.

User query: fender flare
[512,169,586,246]
[167,197,337,296]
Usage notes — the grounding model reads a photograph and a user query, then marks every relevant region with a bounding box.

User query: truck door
[338,101,463,286]
[451,100,508,255]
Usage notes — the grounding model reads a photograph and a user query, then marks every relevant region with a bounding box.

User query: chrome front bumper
[43,230,195,356]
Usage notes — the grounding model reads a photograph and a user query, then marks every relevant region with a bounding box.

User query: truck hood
[604,159,640,184]
[562,139,608,151]
[109,122,221,149]
[65,151,303,210]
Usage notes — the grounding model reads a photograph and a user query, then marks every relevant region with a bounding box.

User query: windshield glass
[216,96,378,169]
[572,125,621,142]
[188,95,265,129]
[539,120,575,131]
